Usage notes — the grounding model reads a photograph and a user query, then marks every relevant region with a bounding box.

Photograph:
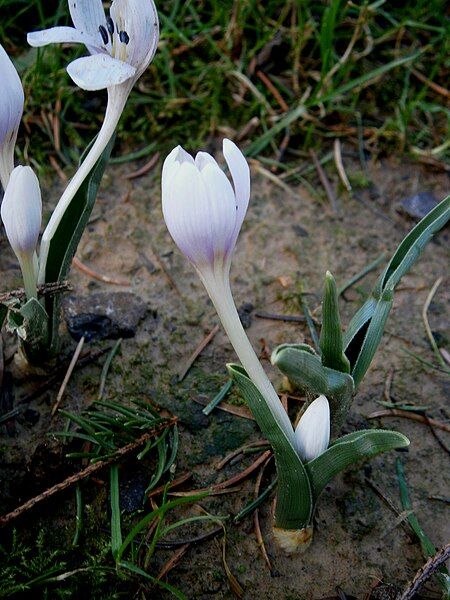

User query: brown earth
[0,151,449,599]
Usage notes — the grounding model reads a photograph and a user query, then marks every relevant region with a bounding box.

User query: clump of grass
[1,0,448,177]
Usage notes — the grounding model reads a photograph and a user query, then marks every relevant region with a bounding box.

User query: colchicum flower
[162,139,297,451]
[27,0,160,283]
[0,44,24,190]
[1,166,42,300]
[295,395,330,462]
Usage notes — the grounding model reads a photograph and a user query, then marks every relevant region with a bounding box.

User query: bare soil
[0,153,449,599]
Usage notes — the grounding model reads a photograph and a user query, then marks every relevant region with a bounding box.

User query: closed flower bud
[295,395,330,462]
[1,166,42,299]
[0,44,24,189]
[162,139,250,279]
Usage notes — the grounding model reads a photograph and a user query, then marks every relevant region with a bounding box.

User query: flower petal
[223,138,250,246]
[110,0,159,74]
[69,0,106,38]
[295,395,330,462]
[27,26,102,51]
[0,44,24,189]
[1,166,42,258]
[66,54,136,91]
[162,161,213,266]
[162,145,194,200]
[198,162,237,259]
[195,151,219,171]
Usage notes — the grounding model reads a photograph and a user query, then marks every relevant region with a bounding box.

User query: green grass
[1,0,448,177]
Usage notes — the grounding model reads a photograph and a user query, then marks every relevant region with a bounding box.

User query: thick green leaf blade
[42,136,115,351]
[228,364,312,530]
[344,196,450,377]
[378,195,450,294]
[320,271,350,373]
[306,429,409,502]
[351,289,393,387]
[271,345,354,435]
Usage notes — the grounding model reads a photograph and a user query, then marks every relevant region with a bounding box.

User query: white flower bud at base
[295,395,330,462]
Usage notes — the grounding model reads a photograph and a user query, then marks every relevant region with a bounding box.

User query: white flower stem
[37,83,132,284]
[202,269,296,448]
[20,253,38,300]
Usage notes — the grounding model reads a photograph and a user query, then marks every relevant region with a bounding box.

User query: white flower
[27,0,159,91]
[161,140,297,450]
[1,166,42,299]
[0,44,24,190]
[30,0,160,284]
[162,139,250,278]
[295,395,330,462]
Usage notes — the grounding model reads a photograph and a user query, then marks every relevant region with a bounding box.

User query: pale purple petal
[162,162,215,266]
[198,162,237,259]
[161,146,194,201]
[66,54,136,91]
[295,395,330,462]
[1,166,42,257]
[110,0,159,74]
[223,138,250,247]
[0,44,24,188]
[27,26,103,51]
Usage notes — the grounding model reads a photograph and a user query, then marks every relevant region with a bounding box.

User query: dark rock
[21,409,40,426]
[400,191,439,220]
[238,302,253,329]
[63,292,148,342]
[292,224,309,237]
[119,472,147,513]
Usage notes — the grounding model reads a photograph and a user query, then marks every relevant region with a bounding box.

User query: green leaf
[306,429,409,502]
[377,195,450,294]
[42,135,116,353]
[110,465,122,559]
[271,345,354,435]
[351,288,393,387]
[18,298,50,364]
[228,364,312,530]
[320,271,350,373]
[343,195,450,383]
[119,561,187,600]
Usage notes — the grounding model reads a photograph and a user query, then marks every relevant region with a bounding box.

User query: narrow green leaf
[228,364,312,530]
[116,493,209,562]
[119,561,187,600]
[307,429,409,502]
[110,465,122,559]
[396,459,450,595]
[320,271,350,373]
[42,135,116,352]
[343,296,378,352]
[351,289,393,387]
[378,195,450,294]
[344,195,450,378]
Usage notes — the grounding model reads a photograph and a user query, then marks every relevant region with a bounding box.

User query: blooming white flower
[0,44,24,190]
[162,140,297,450]
[27,0,159,91]
[295,395,330,462]
[28,0,160,284]
[1,166,42,299]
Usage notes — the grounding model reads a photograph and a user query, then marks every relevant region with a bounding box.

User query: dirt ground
[0,151,449,599]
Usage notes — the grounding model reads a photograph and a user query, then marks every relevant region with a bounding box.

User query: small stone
[400,192,439,220]
[292,224,309,237]
[63,292,148,342]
